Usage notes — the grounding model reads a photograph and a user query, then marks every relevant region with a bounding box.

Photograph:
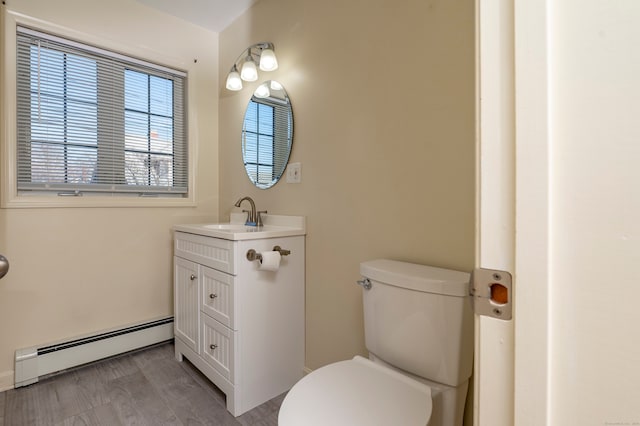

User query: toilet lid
[279,356,432,426]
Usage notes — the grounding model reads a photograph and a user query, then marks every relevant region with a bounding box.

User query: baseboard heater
[14,316,174,387]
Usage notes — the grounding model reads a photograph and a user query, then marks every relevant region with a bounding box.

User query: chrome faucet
[234,196,266,226]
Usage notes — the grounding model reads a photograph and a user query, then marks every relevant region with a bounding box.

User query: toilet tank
[361,259,473,387]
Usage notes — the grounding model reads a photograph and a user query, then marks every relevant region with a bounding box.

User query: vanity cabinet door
[174,256,200,353]
[201,266,235,329]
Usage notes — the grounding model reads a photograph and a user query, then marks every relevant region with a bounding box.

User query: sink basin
[173,214,306,241]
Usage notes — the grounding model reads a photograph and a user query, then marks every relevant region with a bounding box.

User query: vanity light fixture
[259,47,278,71]
[225,42,279,91]
[226,65,243,91]
[240,54,258,82]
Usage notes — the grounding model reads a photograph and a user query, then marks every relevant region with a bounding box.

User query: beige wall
[0,0,219,388]
[219,0,475,370]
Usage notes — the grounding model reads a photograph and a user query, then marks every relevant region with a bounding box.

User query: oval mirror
[241,80,294,189]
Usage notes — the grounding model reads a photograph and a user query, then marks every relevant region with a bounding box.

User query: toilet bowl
[278,259,473,426]
[278,356,432,426]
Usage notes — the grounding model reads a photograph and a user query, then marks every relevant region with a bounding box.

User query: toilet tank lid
[360,259,470,297]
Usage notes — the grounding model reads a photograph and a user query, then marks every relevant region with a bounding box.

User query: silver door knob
[190,274,197,281]
[209,293,217,299]
[210,344,218,350]
[0,255,9,279]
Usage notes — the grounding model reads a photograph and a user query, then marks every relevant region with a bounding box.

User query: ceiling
[134,0,257,33]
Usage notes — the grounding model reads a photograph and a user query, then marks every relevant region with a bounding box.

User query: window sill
[1,193,197,209]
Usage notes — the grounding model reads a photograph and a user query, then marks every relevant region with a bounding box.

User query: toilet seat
[278,356,433,426]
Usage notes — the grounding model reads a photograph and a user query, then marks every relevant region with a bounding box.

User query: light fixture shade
[270,80,283,90]
[240,58,258,82]
[225,69,243,91]
[254,83,270,98]
[259,48,278,71]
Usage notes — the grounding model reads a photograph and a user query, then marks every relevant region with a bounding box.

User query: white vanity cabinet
[173,216,305,417]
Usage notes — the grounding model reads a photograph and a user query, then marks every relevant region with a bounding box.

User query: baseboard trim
[0,370,14,392]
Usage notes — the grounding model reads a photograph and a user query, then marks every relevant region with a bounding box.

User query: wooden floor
[0,341,284,426]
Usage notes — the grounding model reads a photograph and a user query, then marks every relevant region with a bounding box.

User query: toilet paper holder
[246,246,291,262]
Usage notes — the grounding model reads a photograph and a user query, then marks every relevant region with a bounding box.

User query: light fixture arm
[249,42,275,63]
[226,42,278,91]
[227,42,275,74]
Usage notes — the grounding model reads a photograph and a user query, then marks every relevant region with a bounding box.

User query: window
[15,26,187,197]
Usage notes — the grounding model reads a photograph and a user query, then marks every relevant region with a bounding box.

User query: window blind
[16,26,188,196]
[242,97,292,186]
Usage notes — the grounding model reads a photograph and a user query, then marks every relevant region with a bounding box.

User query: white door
[475,1,551,425]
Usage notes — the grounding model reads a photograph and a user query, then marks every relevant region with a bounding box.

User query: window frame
[1,13,196,208]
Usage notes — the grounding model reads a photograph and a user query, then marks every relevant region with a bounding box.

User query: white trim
[1,9,197,208]
[0,370,14,392]
[1,9,19,208]
[513,0,551,424]
[475,0,515,425]
[2,194,197,209]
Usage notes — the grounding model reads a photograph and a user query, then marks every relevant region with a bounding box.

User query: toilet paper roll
[258,251,281,271]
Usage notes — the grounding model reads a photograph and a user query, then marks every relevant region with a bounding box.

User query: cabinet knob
[209,293,218,299]
[190,274,197,281]
[210,344,218,350]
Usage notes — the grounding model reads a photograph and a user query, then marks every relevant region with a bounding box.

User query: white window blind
[16,26,188,196]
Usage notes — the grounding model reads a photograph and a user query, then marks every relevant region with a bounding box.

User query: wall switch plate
[286,162,301,183]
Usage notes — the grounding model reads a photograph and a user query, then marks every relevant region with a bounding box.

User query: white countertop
[173,213,306,241]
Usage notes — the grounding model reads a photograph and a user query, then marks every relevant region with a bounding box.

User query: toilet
[278,259,473,426]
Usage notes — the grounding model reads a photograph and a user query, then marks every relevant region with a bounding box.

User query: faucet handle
[256,210,267,227]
